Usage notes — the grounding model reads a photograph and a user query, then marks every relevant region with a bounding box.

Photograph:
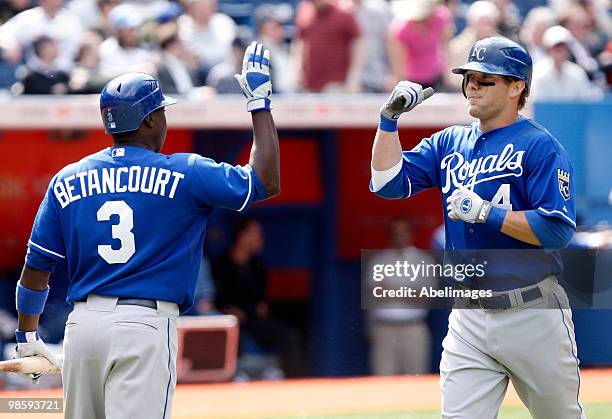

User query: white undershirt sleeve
[371,159,402,192]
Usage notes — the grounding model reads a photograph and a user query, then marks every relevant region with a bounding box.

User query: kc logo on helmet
[471,46,487,61]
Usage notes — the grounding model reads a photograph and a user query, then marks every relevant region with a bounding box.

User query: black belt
[116,298,157,309]
[466,286,543,310]
[77,297,157,309]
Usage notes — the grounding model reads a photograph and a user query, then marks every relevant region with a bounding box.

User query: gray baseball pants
[440,278,586,419]
[62,295,179,419]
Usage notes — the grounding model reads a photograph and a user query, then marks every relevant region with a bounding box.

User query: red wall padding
[337,128,444,259]
[0,129,193,269]
[236,137,323,205]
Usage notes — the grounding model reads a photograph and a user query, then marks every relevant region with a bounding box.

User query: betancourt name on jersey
[53,166,185,208]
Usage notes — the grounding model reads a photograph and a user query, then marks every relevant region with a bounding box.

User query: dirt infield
[1,369,611,418]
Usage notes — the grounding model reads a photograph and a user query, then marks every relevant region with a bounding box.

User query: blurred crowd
[0,0,609,100]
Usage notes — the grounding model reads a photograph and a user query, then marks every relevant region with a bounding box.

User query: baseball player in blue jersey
[14,41,279,418]
[371,37,584,418]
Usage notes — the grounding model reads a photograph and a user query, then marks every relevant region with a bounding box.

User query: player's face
[464,71,518,121]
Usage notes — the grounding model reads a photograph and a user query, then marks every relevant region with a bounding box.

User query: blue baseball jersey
[372,117,576,289]
[26,145,266,313]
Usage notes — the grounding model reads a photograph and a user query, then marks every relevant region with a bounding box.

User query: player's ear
[509,80,525,100]
[143,113,155,128]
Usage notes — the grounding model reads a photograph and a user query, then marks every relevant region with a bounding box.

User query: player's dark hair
[503,76,529,110]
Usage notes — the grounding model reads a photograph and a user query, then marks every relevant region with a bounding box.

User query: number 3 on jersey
[491,184,512,210]
[97,200,135,264]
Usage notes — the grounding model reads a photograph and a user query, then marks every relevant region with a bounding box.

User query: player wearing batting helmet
[372,36,584,418]
[14,42,279,419]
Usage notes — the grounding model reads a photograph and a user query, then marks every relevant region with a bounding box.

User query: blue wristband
[15,330,40,343]
[247,98,271,112]
[16,281,49,316]
[379,115,398,132]
[486,206,507,231]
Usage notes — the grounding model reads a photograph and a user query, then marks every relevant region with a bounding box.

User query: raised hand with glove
[378,81,434,132]
[371,81,435,185]
[234,41,272,113]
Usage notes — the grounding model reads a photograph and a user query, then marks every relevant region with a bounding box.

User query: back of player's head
[452,36,533,98]
[99,72,177,135]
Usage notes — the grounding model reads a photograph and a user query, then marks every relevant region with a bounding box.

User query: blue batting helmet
[452,36,533,96]
[100,72,177,135]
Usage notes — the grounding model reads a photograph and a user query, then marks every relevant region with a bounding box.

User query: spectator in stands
[156,1,184,26]
[446,0,499,91]
[68,31,109,94]
[598,40,612,89]
[0,0,83,71]
[212,218,305,377]
[98,3,154,79]
[254,4,297,94]
[388,0,452,91]
[206,29,252,94]
[154,23,199,95]
[367,218,436,375]
[68,0,120,36]
[178,0,237,84]
[488,0,520,41]
[293,0,365,93]
[13,35,69,94]
[342,0,394,93]
[558,3,603,79]
[0,0,32,25]
[519,7,557,65]
[531,25,603,101]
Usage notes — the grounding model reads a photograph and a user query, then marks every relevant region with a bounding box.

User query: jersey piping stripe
[406,175,412,198]
[553,293,584,418]
[28,240,66,259]
[237,167,253,212]
[536,207,577,228]
[162,318,172,419]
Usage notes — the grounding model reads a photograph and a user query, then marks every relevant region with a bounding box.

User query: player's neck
[112,141,155,152]
[478,110,520,133]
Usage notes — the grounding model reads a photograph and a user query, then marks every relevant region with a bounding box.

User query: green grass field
[270,402,612,418]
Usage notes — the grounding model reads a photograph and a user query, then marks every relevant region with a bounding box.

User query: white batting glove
[15,330,61,382]
[234,41,272,112]
[446,186,493,224]
[380,81,425,120]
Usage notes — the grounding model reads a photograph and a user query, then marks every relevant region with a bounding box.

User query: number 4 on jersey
[491,184,512,210]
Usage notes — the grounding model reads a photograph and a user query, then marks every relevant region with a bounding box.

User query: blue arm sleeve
[26,178,66,272]
[370,135,440,199]
[525,210,575,249]
[250,168,268,202]
[526,151,576,228]
[188,155,262,211]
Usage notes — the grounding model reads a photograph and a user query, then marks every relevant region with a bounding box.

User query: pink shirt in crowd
[391,5,451,85]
